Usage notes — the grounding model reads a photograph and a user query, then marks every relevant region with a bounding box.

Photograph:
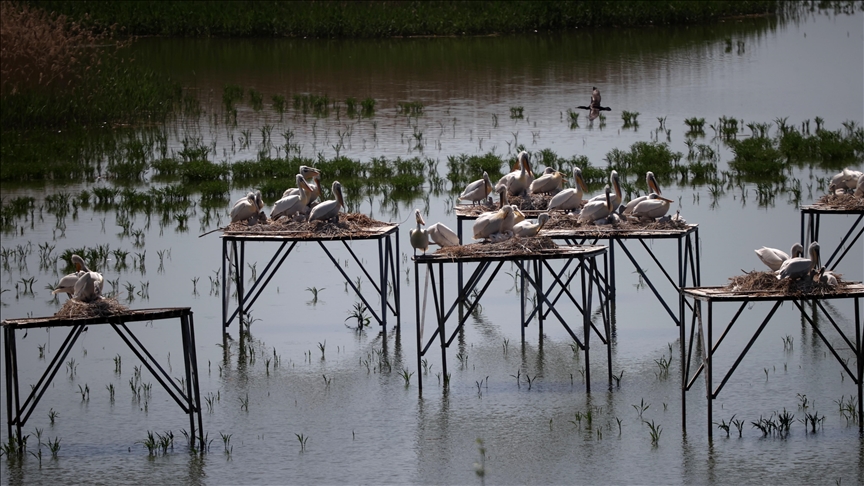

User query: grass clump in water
[606,141,683,179]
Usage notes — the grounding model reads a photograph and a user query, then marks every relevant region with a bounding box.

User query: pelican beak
[578,175,588,192]
[648,175,661,194]
[658,196,675,203]
[416,210,425,226]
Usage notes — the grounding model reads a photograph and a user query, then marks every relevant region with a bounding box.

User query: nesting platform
[413,241,611,393]
[800,199,863,271]
[220,217,400,336]
[679,282,864,439]
[2,307,203,448]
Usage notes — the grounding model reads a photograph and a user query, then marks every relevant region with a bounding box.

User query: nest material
[543,212,689,233]
[432,236,560,258]
[224,213,391,238]
[54,297,130,319]
[814,193,864,210]
[725,270,847,295]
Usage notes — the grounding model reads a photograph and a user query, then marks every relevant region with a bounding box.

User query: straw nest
[543,212,689,234]
[432,236,560,258]
[725,270,848,296]
[224,213,392,238]
[813,193,864,210]
[457,193,555,216]
[54,297,130,319]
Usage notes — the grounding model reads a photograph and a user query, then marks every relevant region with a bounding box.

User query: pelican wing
[775,257,811,280]
[473,210,506,240]
[548,188,582,211]
[631,197,671,219]
[529,172,562,194]
[755,247,789,272]
[309,200,339,221]
[270,195,303,220]
[460,178,488,202]
[428,223,460,247]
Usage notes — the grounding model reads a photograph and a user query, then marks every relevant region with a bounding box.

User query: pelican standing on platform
[630,193,675,220]
[52,254,89,298]
[530,168,564,195]
[409,209,430,256]
[548,168,588,212]
[513,213,551,237]
[271,175,313,221]
[231,192,259,224]
[460,171,493,206]
[505,151,531,197]
[309,181,344,222]
[776,241,820,280]
[578,185,614,224]
[755,243,804,272]
[623,172,663,215]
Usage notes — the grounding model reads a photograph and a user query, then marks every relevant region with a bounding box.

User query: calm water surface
[2,8,863,485]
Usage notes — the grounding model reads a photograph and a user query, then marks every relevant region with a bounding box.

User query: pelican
[548,168,588,212]
[473,205,514,240]
[755,243,804,272]
[460,171,494,206]
[73,271,102,302]
[511,206,526,225]
[828,168,863,194]
[230,192,259,223]
[52,254,88,298]
[282,166,321,199]
[530,168,564,195]
[309,181,344,222]
[589,170,622,208]
[776,241,820,280]
[497,151,533,194]
[271,175,313,220]
[855,173,864,198]
[505,151,531,197]
[427,222,460,247]
[513,213,551,237]
[495,184,509,209]
[630,193,675,220]
[409,209,429,256]
[623,172,663,215]
[578,185,614,224]
[816,266,838,287]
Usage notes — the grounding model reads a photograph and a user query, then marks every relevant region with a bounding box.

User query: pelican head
[255,190,264,211]
[519,151,532,176]
[300,165,321,179]
[71,254,88,272]
[574,168,588,192]
[537,212,551,228]
[808,241,821,268]
[497,184,509,208]
[610,170,621,198]
[647,171,661,195]
[790,242,804,259]
[604,184,613,210]
[414,208,425,226]
[332,181,344,208]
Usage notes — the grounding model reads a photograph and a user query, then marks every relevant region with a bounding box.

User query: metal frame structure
[413,244,610,393]
[800,205,863,271]
[2,308,203,448]
[221,225,401,336]
[679,284,864,439]
[456,205,700,328]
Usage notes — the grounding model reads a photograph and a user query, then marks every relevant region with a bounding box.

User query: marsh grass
[606,141,683,180]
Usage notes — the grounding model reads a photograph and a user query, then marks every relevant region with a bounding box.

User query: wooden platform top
[222,223,398,241]
[682,283,864,302]
[541,223,698,239]
[414,244,606,264]
[1,307,192,329]
[800,204,864,214]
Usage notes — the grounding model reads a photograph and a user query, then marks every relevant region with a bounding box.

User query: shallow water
[2,8,864,485]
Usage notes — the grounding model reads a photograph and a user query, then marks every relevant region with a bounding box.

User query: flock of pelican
[52,254,104,302]
[754,167,864,286]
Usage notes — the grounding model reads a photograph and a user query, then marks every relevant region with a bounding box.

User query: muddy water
[2,8,863,485]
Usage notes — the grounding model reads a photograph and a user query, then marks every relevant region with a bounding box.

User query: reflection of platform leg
[415,260,422,393]
[581,257,591,393]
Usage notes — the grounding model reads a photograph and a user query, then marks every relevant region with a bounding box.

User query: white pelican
[309,181,344,222]
[254,190,264,212]
[589,170,622,208]
[513,213,551,237]
[530,168,564,194]
[460,171,493,206]
[271,175,313,221]
[548,168,588,212]
[52,254,88,298]
[473,205,514,240]
[828,168,863,194]
[496,151,534,191]
[230,193,259,223]
[776,241,820,280]
[427,222,460,247]
[505,151,532,197]
[816,266,838,287]
[283,166,321,199]
[623,172,663,215]
[73,271,102,302]
[755,243,804,272]
[409,209,429,256]
[511,206,526,225]
[578,185,614,224]
[630,193,675,220]
[855,173,864,198]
